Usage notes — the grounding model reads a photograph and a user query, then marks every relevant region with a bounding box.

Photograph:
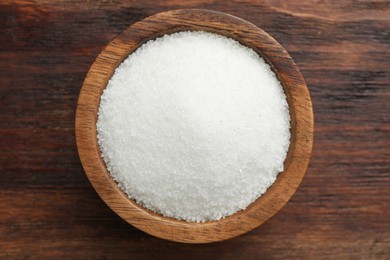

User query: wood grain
[1,0,389,257]
[75,9,313,243]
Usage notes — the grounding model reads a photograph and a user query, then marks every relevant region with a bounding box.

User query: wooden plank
[0,0,389,257]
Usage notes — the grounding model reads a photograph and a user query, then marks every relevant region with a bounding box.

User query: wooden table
[1,0,389,258]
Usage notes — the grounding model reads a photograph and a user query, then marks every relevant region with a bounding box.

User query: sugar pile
[97,31,290,222]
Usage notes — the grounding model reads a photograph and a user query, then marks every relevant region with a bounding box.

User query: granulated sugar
[97,31,290,222]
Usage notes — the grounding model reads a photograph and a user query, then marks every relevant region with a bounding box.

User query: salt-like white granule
[97,31,290,223]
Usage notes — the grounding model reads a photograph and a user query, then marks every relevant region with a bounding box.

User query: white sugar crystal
[97,31,290,222]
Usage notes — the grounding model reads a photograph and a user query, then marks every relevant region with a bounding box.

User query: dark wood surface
[1,0,389,258]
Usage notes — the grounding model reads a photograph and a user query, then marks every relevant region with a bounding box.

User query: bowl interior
[76,9,313,243]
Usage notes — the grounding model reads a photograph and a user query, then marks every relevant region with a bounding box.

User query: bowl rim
[75,9,314,243]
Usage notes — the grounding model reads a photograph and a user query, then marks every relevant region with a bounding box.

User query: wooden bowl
[75,9,313,243]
